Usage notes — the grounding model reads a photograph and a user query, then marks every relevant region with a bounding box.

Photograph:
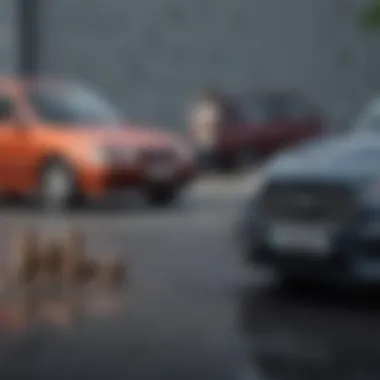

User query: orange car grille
[140,149,176,163]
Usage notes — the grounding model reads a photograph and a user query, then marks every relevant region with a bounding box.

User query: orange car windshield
[26,84,124,127]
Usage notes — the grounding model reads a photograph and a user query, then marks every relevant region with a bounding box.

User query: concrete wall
[37,0,380,130]
[0,0,16,74]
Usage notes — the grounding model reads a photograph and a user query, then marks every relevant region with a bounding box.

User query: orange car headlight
[88,146,140,166]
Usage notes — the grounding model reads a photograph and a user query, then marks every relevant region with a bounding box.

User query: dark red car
[191,90,325,170]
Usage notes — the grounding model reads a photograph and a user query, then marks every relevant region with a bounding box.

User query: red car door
[221,95,274,155]
[219,120,276,156]
[247,95,294,154]
[218,93,322,158]
[258,120,295,153]
[222,120,291,155]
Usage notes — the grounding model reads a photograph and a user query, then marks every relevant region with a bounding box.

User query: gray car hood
[264,132,380,185]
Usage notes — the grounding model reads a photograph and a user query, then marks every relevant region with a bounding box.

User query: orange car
[0,78,197,209]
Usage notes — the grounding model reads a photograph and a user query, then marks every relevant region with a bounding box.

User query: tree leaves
[359,0,380,29]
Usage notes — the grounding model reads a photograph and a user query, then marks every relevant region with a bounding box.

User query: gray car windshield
[355,98,380,132]
[27,84,123,126]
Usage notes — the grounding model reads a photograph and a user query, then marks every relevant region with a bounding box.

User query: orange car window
[26,84,123,126]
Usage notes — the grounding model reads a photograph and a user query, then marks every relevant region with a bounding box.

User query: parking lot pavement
[186,170,259,205]
[0,172,380,379]
[241,283,380,380]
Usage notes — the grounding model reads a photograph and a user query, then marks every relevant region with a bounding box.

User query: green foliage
[360,0,380,29]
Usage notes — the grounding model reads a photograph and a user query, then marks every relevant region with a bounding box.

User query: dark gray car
[238,97,380,286]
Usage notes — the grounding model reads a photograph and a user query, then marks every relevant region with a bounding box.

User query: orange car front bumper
[77,163,198,198]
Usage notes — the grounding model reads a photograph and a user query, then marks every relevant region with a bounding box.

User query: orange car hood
[47,123,184,149]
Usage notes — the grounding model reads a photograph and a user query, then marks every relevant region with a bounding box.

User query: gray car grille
[259,181,355,222]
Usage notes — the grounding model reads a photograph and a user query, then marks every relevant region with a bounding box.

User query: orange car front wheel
[38,159,84,211]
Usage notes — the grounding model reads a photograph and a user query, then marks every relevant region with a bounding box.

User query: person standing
[188,88,226,169]
[188,87,241,169]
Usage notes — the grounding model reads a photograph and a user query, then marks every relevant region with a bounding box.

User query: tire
[0,193,22,207]
[215,149,257,173]
[38,159,82,211]
[144,185,179,207]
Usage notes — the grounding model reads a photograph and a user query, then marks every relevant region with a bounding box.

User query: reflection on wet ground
[0,287,125,336]
[5,279,380,380]
[240,283,380,380]
[5,218,380,379]
[0,288,130,380]
[5,277,380,380]
[0,227,128,336]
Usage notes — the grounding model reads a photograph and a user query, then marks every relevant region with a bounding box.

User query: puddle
[0,286,126,338]
[240,285,380,380]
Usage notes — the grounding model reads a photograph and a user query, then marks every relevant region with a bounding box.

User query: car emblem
[297,194,314,208]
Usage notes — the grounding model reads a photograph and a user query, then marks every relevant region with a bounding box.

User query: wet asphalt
[0,174,379,380]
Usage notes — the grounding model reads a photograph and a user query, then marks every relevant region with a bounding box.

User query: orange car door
[0,94,37,194]
[0,95,20,192]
